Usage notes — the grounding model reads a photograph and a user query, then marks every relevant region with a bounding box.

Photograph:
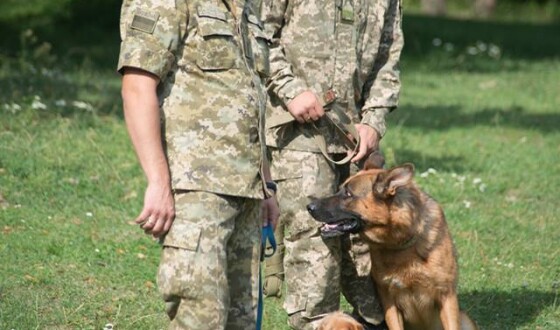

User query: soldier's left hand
[350,124,380,163]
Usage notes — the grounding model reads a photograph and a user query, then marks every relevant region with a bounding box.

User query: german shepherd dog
[308,155,478,330]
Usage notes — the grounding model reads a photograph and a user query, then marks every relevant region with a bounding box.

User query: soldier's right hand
[286,91,324,124]
[135,182,175,238]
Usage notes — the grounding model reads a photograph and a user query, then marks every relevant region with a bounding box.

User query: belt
[266,89,360,165]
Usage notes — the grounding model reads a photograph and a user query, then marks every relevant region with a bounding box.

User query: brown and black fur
[308,156,478,330]
[318,311,364,330]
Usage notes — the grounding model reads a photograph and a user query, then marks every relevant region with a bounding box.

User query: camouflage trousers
[157,191,262,330]
[269,149,384,330]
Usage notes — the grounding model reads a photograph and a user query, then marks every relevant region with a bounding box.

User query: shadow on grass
[461,288,558,329]
[384,147,471,174]
[1,9,559,119]
[390,105,560,134]
[402,14,560,72]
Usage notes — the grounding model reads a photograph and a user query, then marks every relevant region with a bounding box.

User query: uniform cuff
[276,78,307,107]
[117,33,175,80]
[361,108,390,138]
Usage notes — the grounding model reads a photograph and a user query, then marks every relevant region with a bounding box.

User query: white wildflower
[473,178,482,185]
[72,101,94,111]
[95,248,100,253]
[55,99,67,107]
[3,103,22,113]
[41,68,54,77]
[432,38,442,47]
[476,41,487,52]
[420,168,437,178]
[31,96,47,110]
[467,46,478,55]
[478,183,487,192]
[86,212,93,217]
[444,43,454,52]
[488,44,501,59]
[463,200,471,208]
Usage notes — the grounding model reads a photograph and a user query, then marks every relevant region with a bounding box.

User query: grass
[1,6,559,330]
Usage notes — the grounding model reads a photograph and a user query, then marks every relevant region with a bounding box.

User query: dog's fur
[308,156,478,330]
[318,311,364,330]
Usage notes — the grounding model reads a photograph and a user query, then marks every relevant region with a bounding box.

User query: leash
[266,90,361,165]
[257,224,277,330]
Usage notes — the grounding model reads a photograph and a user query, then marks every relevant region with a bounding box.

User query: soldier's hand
[135,182,175,238]
[262,194,280,230]
[350,124,380,163]
[287,91,324,124]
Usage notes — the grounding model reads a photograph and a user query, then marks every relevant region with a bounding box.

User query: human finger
[134,209,150,225]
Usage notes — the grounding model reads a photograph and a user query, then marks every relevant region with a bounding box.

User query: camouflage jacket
[118,0,269,199]
[262,0,403,153]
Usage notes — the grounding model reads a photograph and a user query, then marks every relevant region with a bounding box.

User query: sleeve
[117,0,185,80]
[360,0,404,137]
[261,0,307,107]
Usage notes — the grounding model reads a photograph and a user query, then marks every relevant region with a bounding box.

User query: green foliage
[0,0,74,23]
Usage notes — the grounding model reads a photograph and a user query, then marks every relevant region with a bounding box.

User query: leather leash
[266,90,360,165]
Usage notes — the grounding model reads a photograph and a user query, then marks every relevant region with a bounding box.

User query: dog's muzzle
[307,202,362,238]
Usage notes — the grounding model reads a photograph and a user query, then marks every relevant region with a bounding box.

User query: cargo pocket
[283,236,341,317]
[195,4,238,71]
[158,226,203,300]
[247,14,270,78]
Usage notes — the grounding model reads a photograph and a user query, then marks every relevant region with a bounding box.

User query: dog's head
[318,312,364,330]
[308,154,418,245]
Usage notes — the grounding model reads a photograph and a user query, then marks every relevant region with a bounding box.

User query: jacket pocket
[162,224,202,251]
[194,4,238,71]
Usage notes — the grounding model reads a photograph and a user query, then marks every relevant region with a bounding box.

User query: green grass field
[1,7,559,330]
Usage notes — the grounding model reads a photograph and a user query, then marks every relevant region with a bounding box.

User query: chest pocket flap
[195,4,237,70]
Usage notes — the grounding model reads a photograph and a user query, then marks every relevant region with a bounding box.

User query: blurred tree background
[0,0,558,69]
[0,0,122,67]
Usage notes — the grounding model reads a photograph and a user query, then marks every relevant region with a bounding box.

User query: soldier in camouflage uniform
[261,0,404,329]
[118,0,279,329]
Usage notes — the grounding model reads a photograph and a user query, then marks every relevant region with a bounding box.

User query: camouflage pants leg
[270,149,342,330]
[270,149,383,329]
[157,191,261,330]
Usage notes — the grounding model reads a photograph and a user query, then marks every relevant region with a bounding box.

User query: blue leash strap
[257,224,277,330]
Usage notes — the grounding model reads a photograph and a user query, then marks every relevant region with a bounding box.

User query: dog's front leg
[378,286,404,330]
[439,293,461,330]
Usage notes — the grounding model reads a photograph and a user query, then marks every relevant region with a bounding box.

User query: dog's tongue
[323,223,339,230]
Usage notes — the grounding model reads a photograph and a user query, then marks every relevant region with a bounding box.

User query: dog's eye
[344,189,353,198]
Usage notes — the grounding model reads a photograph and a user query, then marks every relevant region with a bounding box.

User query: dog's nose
[307,203,317,214]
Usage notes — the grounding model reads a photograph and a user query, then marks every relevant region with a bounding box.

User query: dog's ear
[374,163,414,197]
[364,150,385,170]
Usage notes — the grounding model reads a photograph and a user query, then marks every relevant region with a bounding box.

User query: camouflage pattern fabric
[118,0,269,199]
[262,0,403,153]
[157,191,262,330]
[261,1,404,327]
[118,0,270,329]
[269,150,384,329]
[263,219,285,297]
